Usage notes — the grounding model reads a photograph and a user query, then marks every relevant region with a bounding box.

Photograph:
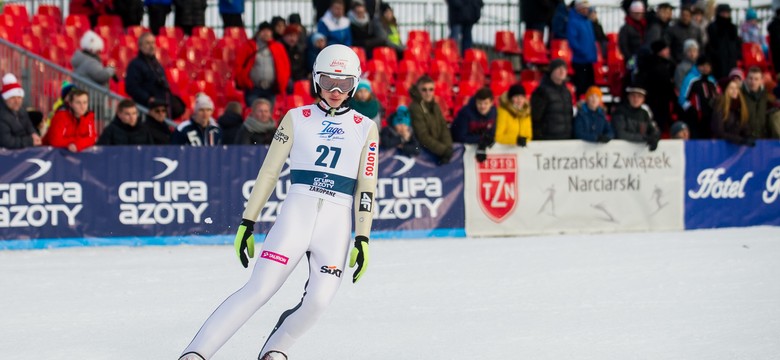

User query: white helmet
[312,44,362,97]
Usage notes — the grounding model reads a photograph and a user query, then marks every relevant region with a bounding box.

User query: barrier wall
[1,140,778,249]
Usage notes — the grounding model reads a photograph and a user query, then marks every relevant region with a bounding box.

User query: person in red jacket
[69,0,114,27]
[234,21,291,107]
[43,88,97,152]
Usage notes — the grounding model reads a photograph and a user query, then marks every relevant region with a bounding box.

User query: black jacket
[531,75,573,140]
[234,123,274,145]
[445,0,483,25]
[173,0,207,27]
[706,16,742,80]
[380,126,421,158]
[284,42,308,81]
[143,116,172,145]
[450,96,496,144]
[351,21,385,56]
[0,101,36,149]
[217,111,243,145]
[638,54,676,131]
[521,0,558,25]
[612,103,660,142]
[97,116,154,145]
[769,16,780,75]
[126,53,170,108]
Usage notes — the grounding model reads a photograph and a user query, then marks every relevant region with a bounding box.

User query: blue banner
[685,140,780,229]
[1,145,465,248]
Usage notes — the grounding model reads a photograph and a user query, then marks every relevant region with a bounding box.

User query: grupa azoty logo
[1,159,82,228]
[117,157,209,225]
[375,155,443,220]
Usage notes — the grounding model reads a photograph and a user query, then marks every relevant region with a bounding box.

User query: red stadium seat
[63,25,86,44]
[293,79,316,104]
[223,26,248,41]
[2,4,29,24]
[110,78,128,97]
[594,43,609,86]
[550,39,574,74]
[44,46,69,69]
[158,26,184,45]
[742,42,768,71]
[212,42,238,67]
[464,48,489,74]
[0,25,19,44]
[29,24,46,42]
[95,25,123,53]
[495,30,521,55]
[32,14,60,32]
[434,39,460,68]
[402,45,429,72]
[490,59,514,77]
[97,15,123,29]
[286,94,307,108]
[350,46,368,72]
[491,79,514,97]
[521,80,540,98]
[188,79,218,101]
[192,26,216,44]
[20,33,42,54]
[429,59,456,87]
[519,69,542,83]
[36,5,62,21]
[372,46,398,70]
[407,30,431,49]
[0,13,19,28]
[126,25,149,40]
[65,15,90,36]
[461,61,486,84]
[110,46,135,77]
[155,35,180,61]
[166,68,190,96]
[522,30,549,65]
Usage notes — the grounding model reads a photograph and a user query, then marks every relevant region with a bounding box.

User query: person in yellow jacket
[495,84,533,146]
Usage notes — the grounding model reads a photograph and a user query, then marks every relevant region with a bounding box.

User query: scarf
[351,97,380,118]
[625,16,647,41]
[244,116,276,133]
[348,10,370,27]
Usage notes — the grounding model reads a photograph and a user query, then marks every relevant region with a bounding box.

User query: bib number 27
[315,145,341,168]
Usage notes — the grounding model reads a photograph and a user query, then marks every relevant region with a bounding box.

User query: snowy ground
[2,227,780,360]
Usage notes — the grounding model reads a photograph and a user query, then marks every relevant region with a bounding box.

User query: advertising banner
[464,140,686,237]
[685,140,780,229]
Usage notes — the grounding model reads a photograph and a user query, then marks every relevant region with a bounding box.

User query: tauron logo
[320,265,342,277]
[262,251,289,265]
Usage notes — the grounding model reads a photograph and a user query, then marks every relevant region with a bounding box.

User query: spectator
[69,0,114,28]
[691,6,709,46]
[591,7,609,60]
[143,99,172,145]
[769,9,780,73]
[674,39,699,91]
[173,0,207,36]
[567,0,597,98]
[409,76,453,165]
[495,84,532,147]
[521,0,558,32]
[445,0,484,54]
[740,8,767,52]
[451,87,496,145]
[145,0,172,35]
[112,0,144,28]
[670,120,690,139]
[44,82,77,136]
[619,1,647,63]
[727,67,745,89]
[612,85,660,151]
[644,2,673,47]
[72,30,116,87]
[711,77,754,146]
[531,59,574,140]
[351,79,381,129]
[679,55,718,138]
[126,32,185,119]
[283,25,308,82]
[706,4,741,80]
[235,22,292,107]
[551,1,569,40]
[171,94,222,146]
[639,40,676,133]
[97,99,153,145]
[288,13,308,46]
[574,86,614,143]
[43,89,97,152]
[271,16,287,42]
[742,67,771,139]
[219,0,244,28]
[307,33,328,71]
[27,108,45,137]
[621,0,648,14]
[217,101,244,145]
[0,74,40,149]
[350,1,384,56]
[318,0,352,46]
[667,6,704,63]
[235,98,276,145]
[314,0,341,22]
[380,105,421,158]
[376,3,404,57]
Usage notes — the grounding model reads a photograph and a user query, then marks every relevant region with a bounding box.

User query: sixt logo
[319,120,345,139]
[320,265,342,277]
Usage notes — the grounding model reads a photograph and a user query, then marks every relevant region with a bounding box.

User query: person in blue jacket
[574,86,614,143]
[567,0,597,98]
[317,0,352,46]
[451,86,496,149]
[219,0,245,28]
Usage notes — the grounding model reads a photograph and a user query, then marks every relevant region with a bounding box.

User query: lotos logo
[688,168,753,199]
[476,154,518,223]
[303,109,311,117]
[364,144,377,177]
[368,142,377,152]
[320,265,342,277]
[354,114,363,124]
[261,251,289,265]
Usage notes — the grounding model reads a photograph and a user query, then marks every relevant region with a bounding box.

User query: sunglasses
[316,73,356,93]
[420,87,435,92]
[151,108,167,113]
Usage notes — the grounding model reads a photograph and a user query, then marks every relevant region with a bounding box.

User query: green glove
[349,236,369,283]
[234,219,256,268]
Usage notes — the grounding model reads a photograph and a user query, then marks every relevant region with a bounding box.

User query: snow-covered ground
[2,227,780,360]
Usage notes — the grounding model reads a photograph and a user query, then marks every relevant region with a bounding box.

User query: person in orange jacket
[43,88,96,152]
[234,21,292,107]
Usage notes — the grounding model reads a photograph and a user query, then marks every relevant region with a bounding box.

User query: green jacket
[741,86,770,139]
[408,84,453,157]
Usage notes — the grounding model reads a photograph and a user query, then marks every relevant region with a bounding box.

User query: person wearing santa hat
[43,88,97,152]
[171,93,222,146]
[0,73,41,149]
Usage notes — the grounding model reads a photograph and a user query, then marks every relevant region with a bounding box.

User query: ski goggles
[315,73,356,93]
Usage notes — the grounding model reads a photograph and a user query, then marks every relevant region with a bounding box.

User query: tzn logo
[118,157,208,225]
[688,168,753,199]
[762,165,780,204]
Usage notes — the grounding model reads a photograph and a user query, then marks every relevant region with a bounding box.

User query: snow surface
[2,227,780,360]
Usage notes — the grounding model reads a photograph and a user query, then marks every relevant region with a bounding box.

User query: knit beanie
[357,78,372,93]
[80,30,105,53]
[585,86,603,102]
[507,83,526,98]
[2,73,24,100]
[194,93,214,112]
[683,39,699,52]
[549,59,567,73]
[392,105,411,127]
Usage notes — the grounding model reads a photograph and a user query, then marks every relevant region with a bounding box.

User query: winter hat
[683,39,699,52]
[392,105,411,127]
[670,121,688,137]
[629,1,645,13]
[311,32,326,43]
[60,81,75,99]
[2,73,24,100]
[80,30,105,53]
[194,93,214,112]
[651,40,668,55]
[728,67,745,81]
[625,84,647,96]
[288,13,302,25]
[379,2,392,13]
[746,8,758,21]
[585,86,603,102]
[695,55,711,66]
[716,4,731,15]
[356,78,372,92]
[507,83,526,98]
[549,58,567,73]
[574,0,590,9]
[257,21,273,33]
[283,24,301,36]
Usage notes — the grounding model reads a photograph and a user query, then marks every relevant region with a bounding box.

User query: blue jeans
[449,23,474,54]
